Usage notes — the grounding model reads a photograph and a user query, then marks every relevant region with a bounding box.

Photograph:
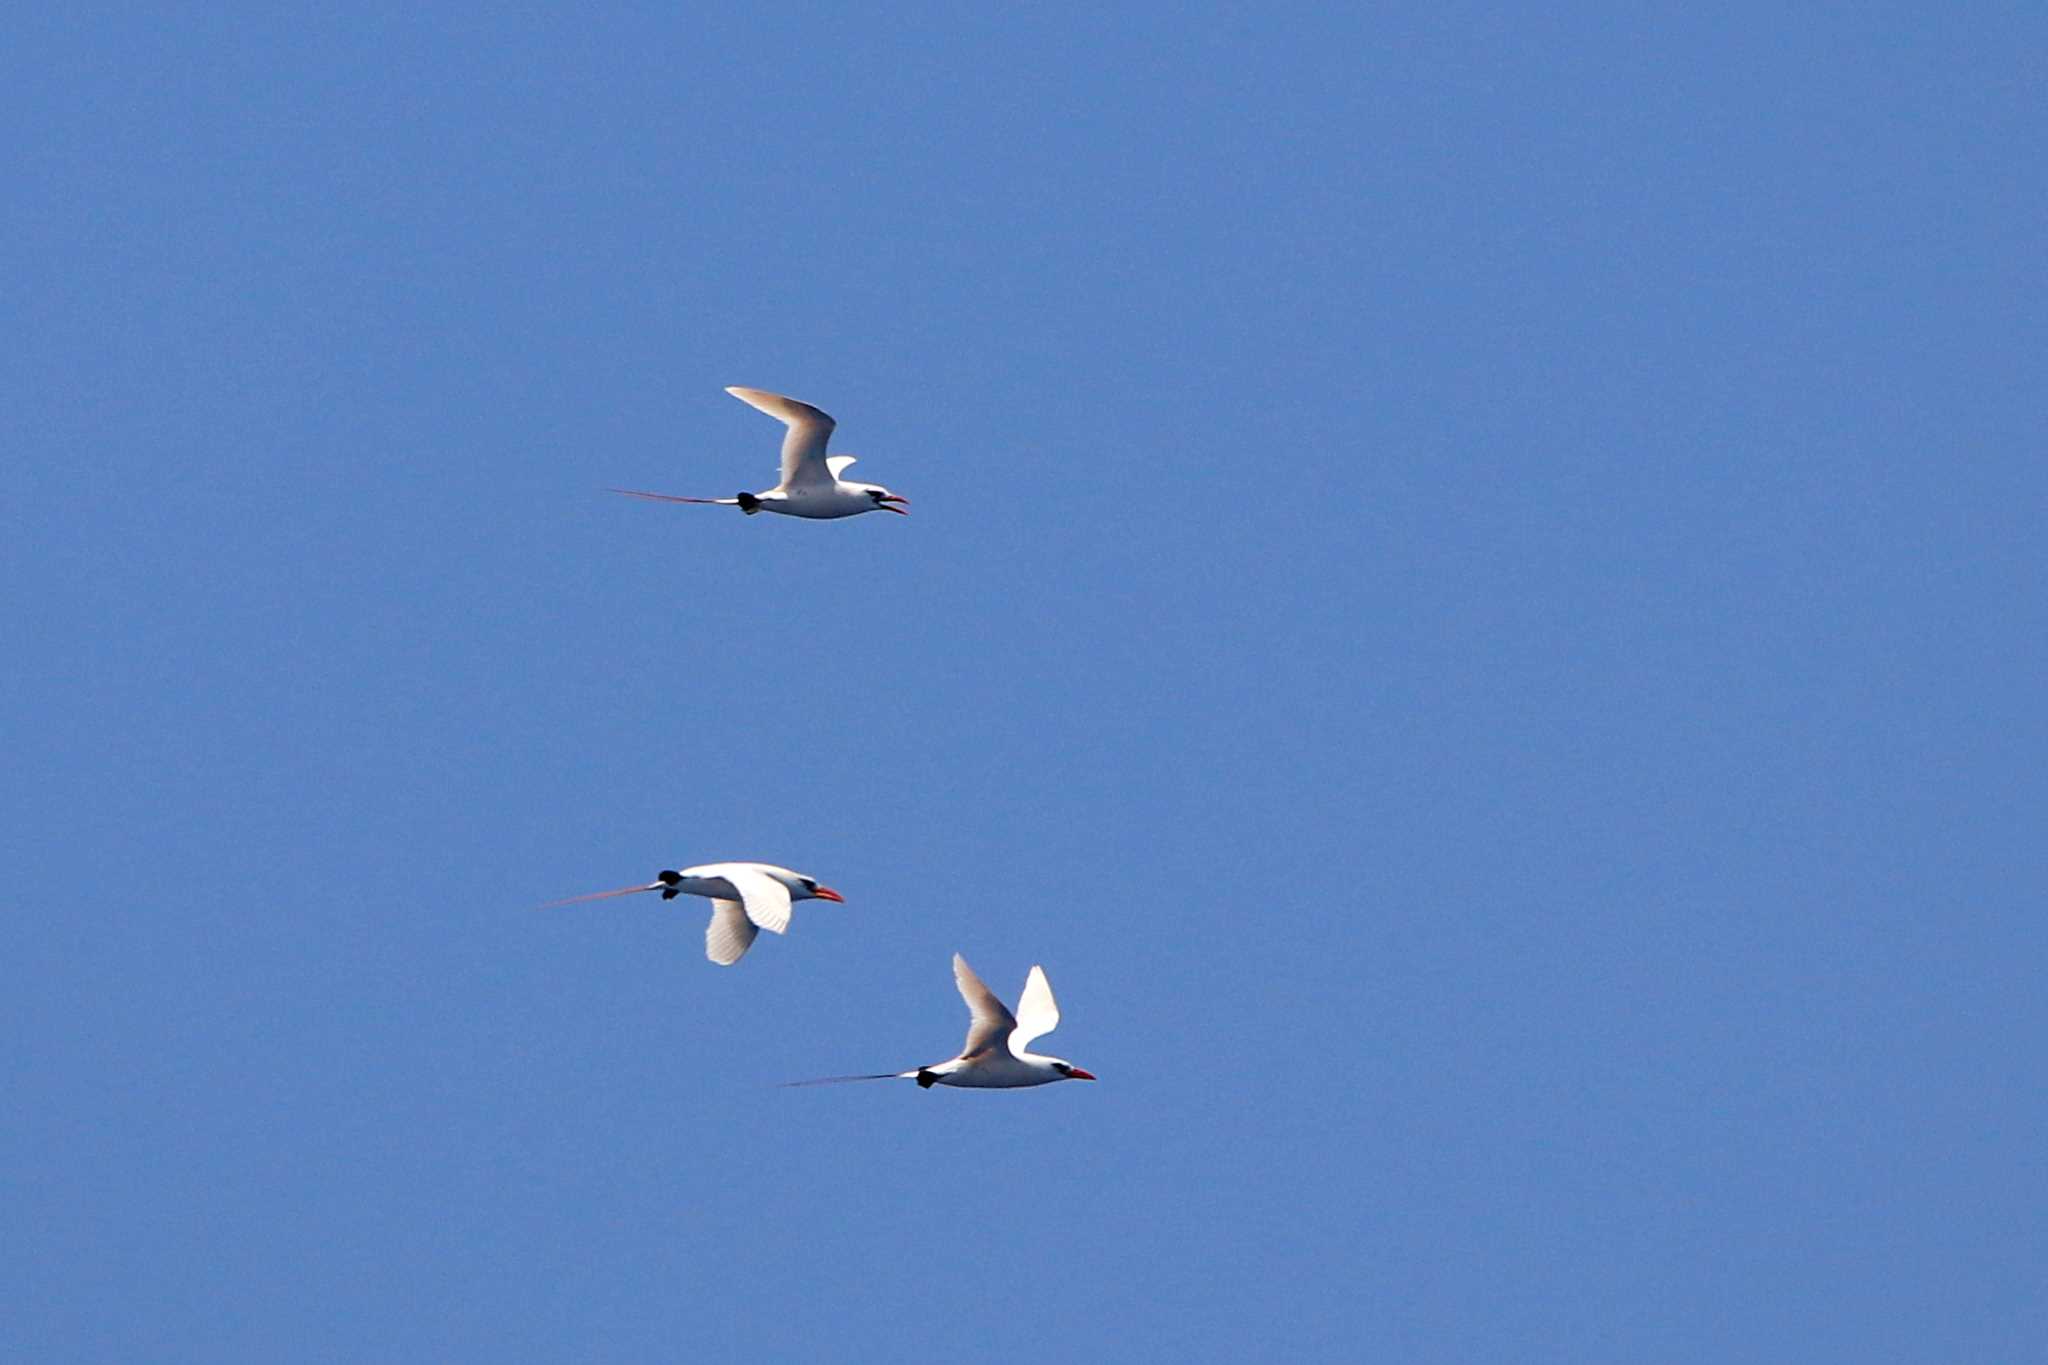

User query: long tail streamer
[607,488,734,505]
[535,882,662,910]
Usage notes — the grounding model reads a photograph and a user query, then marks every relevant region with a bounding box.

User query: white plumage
[609,387,909,520]
[788,954,1096,1090]
[539,860,845,966]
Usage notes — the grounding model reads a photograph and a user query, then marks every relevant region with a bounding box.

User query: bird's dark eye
[801,879,817,891]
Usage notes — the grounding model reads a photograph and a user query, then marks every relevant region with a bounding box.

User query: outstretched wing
[1009,965,1061,1055]
[826,455,858,479]
[711,864,794,934]
[704,899,759,966]
[727,386,836,489]
[953,953,1017,1059]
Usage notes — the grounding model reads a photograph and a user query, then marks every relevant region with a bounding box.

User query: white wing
[704,864,793,934]
[726,386,836,488]
[1009,965,1061,1055]
[704,900,759,966]
[826,455,858,479]
[952,953,1017,1059]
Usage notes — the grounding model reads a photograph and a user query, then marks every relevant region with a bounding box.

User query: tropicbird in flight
[540,861,845,966]
[611,386,909,519]
[790,954,1096,1089]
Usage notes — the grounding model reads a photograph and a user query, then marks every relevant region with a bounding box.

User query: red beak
[811,886,846,903]
[877,494,910,515]
[1067,1067,1096,1081]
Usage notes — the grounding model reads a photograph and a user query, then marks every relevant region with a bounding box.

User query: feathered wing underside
[726,386,836,488]
[715,865,793,934]
[952,953,1018,1059]
[704,899,759,966]
[1009,965,1061,1055]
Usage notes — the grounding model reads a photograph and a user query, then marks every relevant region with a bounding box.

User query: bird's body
[914,1050,1072,1089]
[611,387,908,520]
[740,479,897,521]
[789,954,1095,1090]
[539,860,844,966]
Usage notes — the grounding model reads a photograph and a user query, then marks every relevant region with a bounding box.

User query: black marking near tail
[736,492,762,514]
[916,1068,939,1089]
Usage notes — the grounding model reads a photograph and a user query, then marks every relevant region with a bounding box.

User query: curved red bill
[877,495,910,515]
[811,886,846,903]
[1067,1067,1097,1081]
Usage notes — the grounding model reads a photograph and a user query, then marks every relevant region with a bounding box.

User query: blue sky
[5,5,2043,1361]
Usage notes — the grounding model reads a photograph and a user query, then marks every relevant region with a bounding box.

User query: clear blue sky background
[5,6,2043,1361]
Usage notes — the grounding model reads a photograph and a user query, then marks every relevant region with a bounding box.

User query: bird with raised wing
[788,954,1096,1089]
[611,386,909,519]
[539,861,845,966]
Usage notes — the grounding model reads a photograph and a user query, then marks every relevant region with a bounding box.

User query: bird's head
[796,875,846,904]
[864,486,910,515]
[1049,1060,1096,1082]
